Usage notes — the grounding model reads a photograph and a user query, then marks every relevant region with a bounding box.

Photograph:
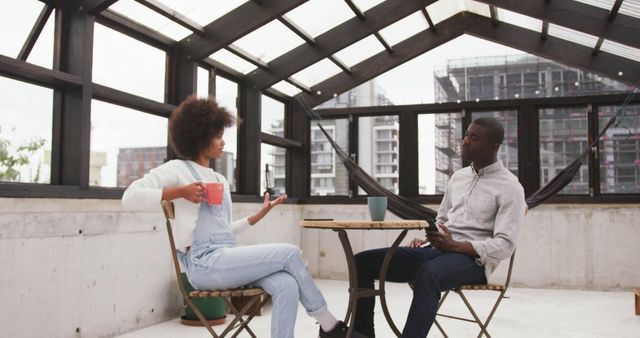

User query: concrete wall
[1,198,638,337]
[302,204,640,290]
[0,198,301,338]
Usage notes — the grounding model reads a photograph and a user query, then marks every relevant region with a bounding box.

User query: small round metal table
[300,220,427,338]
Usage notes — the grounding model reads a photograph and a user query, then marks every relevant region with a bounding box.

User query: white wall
[0,198,301,338]
[302,204,640,290]
[1,198,639,338]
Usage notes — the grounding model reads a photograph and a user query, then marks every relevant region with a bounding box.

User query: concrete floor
[117,279,640,338]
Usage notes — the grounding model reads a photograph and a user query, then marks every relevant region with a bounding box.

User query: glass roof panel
[600,39,640,62]
[548,23,599,48]
[620,0,640,19]
[379,11,429,47]
[271,81,302,96]
[109,0,192,41]
[290,58,343,87]
[0,1,45,58]
[208,50,257,74]
[154,0,247,26]
[426,0,462,25]
[462,0,491,17]
[284,0,355,38]
[232,20,305,63]
[351,0,385,13]
[333,35,385,67]
[573,0,616,11]
[496,8,543,32]
[26,8,55,69]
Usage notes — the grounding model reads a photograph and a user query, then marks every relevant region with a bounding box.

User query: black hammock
[297,89,637,225]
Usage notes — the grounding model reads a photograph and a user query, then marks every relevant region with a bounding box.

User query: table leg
[379,229,408,337]
[336,229,358,338]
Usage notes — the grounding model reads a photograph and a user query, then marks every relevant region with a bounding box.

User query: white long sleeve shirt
[436,160,526,280]
[121,159,251,251]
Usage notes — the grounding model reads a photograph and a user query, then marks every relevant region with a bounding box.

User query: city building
[433,54,636,194]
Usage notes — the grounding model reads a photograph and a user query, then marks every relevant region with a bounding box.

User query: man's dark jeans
[353,246,486,338]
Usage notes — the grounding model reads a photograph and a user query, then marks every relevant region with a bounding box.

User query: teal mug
[367,196,387,221]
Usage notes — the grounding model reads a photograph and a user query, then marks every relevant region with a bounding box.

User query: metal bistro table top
[300,219,427,230]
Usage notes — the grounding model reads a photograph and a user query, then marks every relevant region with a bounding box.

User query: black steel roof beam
[541,21,549,41]
[328,55,351,74]
[344,0,365,20]
[421,8,436,31]
[593,37,605,56]
[179,0,308,61]
[225,44,270,69]
[374,32,393,53]
[464,12,639,86]
[19,4,54,61]
[134,0,205,34]
[278,16,315,45]
[249,0,438,90]
[294,12,468,107]
[475,0,640,48]
[285,77,312,94]
[609,0,624,21]
[81,0,119,15]
[489,5,498,26]
[97,9,174,50]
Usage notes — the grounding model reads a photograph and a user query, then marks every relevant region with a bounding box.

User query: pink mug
[204,182,224,205]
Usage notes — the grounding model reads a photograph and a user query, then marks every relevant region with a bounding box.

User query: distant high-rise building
[433,54,636,194]
[117,147,166,187]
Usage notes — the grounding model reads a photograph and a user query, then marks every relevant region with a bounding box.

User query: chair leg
[434,290,450,337]
[457,291,491,338]
[184,296,220,338]
[478,291,507,338]
[223,295,268,338]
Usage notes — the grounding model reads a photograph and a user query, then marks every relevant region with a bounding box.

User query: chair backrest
[161,200,190,298]
[503,249,516,289]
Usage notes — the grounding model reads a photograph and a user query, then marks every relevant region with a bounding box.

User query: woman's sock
[314,309,339,332]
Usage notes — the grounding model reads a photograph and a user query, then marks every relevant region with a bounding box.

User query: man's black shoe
[319,321,368,338]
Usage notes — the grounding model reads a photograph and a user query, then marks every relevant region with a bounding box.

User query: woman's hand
[162,182,204,203]
[262,192,288,209]
[248,193,288,225]
[180,182,205,203]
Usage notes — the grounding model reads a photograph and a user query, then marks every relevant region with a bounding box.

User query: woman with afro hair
[122,96,356,338]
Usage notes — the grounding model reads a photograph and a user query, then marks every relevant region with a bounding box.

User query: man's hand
[407,238,426,248]
[427,224,478,257]
[426,224,456,251]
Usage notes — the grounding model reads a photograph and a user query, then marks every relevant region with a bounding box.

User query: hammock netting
[298,88,637,225]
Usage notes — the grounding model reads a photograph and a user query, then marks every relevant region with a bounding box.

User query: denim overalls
[177,161,329,338]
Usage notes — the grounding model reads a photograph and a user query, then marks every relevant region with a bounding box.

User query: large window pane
[93,24,166,102]
[599,104,640,193]
[539,107,589,194]
[261,144,286,196]
[214,76,238,191]
[261,95,285,135]
[359,115,399,194]
[90,101,167,188]
[472,110,518,177]
[0,1,45,58]
[310,119,349,196]
[197,67,210,98]
[0,77,52,184]
[420,112,463,194]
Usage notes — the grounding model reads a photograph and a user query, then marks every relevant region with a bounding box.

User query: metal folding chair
[162,200,270,338]
[434,250,516,338]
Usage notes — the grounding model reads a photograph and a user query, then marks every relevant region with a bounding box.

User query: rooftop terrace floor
[117,279,639,338]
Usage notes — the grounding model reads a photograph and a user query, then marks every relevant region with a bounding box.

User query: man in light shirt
[352,117,527,338]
